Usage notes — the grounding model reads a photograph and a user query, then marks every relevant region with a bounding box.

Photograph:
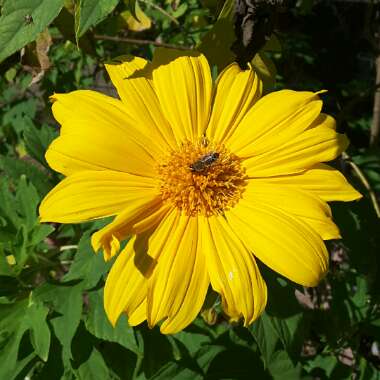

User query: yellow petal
[227,90,323,154]
[48,90,159,176]
[226,202,329,287]
[104,236,147,326]
[91,197,171,261]
[39,170,157,223]
[253,163,362,202]
[151,48,212,143]
[243,181,340,240]
[104,209,180,326]
[243,114,349,177]
[199,215,267,325]
[207,62,262,144]
[105,56,177,150]
[128,299,147,326]
[146,215,209,334]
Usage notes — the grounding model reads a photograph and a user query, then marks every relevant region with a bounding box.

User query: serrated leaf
[63,233,110,290]
[30,224,55,246]
[26,297,51,361]
[0,178,21,228]
[0,295,50,377]
[85,288,140,355]
[0,0,64,63]
[23,123,57,167]
[75,0,120,40]
[36,282,84,360]
[0,156,53,196]
[16,175,39,229]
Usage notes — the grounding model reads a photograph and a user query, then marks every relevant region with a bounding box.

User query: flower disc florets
[157,139,247,216]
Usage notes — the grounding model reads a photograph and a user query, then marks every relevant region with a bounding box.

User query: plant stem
[140,0,180,26]
[343,152,380,218]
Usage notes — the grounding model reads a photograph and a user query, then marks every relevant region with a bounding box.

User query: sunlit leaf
[120,2,151,32]
[0,0,64,63]
[75,0,120,40]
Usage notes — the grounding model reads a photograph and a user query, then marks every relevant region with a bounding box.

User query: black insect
[190,152,219,173]
[24,14,33,25]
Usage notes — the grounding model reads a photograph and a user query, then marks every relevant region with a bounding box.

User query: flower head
[39,49,361,334]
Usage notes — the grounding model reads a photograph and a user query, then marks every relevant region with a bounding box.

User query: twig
[343,152,380,218]
[93,34,191,50]
[140,0,180,26]
[60,245,78,251]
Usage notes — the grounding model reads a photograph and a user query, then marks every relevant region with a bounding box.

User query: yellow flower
[39,49,361,334]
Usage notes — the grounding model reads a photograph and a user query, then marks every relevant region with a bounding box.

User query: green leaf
[16,175,39,230]
[205,343,269,379]
[0,0,64,63]
[2,98,37,132]
[195,344,226,375]
[26,296,51,362]
[0,178,21,228]
[0,156,53,196]
[85,288,140,355]
[75,0,120,40]
[149,344,225,380]
[251,51,277,92]
[36,282,84,360]
[197,0,235,71]
[249,312,279,367]
[30,224,55,246]
[75,347,110,380]
[141,327,175,378]
[268,312,304,356]
[63,233,111,290]
[0,252,14,276]
[23,123,57,167]
[0,299,30,379]
[150,362,202,380]
[304,352,338,378]
[266,350,302,380]
[0,294,51,377]
[124,0,137,20]
[173,328,213,355]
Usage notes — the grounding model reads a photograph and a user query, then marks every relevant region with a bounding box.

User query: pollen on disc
[157,139,247,216]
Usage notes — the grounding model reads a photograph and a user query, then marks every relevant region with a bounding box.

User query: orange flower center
[157,139,247,216]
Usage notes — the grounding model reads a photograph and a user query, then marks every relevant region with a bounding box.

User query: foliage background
[0,0,379,379]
